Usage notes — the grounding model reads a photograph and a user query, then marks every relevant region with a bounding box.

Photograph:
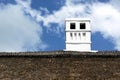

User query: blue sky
[0,0,119,52]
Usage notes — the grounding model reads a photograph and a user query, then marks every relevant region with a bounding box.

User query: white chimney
[65,18,92,52]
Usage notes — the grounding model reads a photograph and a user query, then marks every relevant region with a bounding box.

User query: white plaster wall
[66,44,91,51]
[66,31,91,43]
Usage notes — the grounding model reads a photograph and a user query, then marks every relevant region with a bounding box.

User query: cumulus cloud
[0,3,47,52]
[110,0,120,10]
[38,0,120,50]
[89,2,120,49]
[16,0,40,18]
[14,0,120,50]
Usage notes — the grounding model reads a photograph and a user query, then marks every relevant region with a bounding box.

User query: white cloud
[0,3,47,52]
[89,3,120,50]
[15,0,39,18]
[40,0,120,50]
[110,0,120,11]
[15,0,120,50]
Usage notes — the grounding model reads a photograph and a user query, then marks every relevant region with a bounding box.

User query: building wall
[0,51,120,80]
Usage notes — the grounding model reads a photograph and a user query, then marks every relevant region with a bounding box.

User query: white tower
[65,18,91,52]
